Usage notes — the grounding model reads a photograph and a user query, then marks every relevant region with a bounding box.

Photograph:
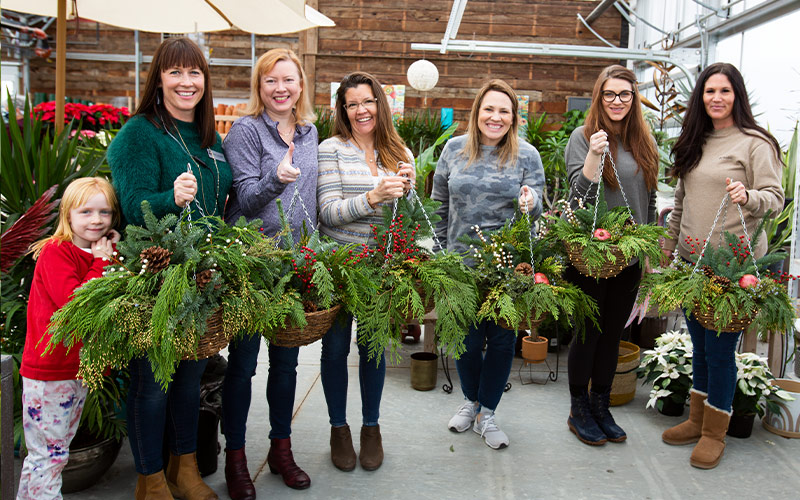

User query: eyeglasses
[345,99,378,111]
[601,90,634,103]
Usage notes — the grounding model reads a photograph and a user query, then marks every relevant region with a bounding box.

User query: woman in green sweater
[108,37,231,499]
[662,62,783,470]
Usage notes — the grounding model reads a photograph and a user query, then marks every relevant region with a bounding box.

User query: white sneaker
[473,410,509,449]
[448,400,479,432]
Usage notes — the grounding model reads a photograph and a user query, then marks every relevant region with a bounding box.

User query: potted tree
[637,330,693,417]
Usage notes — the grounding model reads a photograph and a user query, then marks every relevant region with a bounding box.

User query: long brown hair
[672,62,782,178]
[136,37,216,148]
[463,79,520,168]
[244,48,315,125]
[583,65,658,190]
[333,72,410,172]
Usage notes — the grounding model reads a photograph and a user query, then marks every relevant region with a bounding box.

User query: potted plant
[352,196,478,361]
[543,184,666,279]
[637,330,693,417]
[46,202,289,389]
[458,212,598,361]
[729,351,793,438]
[638,217,796,334]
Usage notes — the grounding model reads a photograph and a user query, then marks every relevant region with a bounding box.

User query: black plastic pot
[727,411,756,438]
[657,397,686,417]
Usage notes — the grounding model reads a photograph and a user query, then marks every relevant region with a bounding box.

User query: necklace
[278,118,296,144]
[174,124,220,217]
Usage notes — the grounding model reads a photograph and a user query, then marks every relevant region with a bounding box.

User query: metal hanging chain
[284,173,317,232]
[691,193,760,278]
[522,198,535,273]
[571,146,635,233]
[384,165,443,256]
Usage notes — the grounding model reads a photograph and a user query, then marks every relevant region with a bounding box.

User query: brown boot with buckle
[330,425,357,471]
[224,447,256,500]
[135,470,173,500]
[359,424,384,471]
[663,389,707,445]
[165,452,218,500]
[267,437,311,490]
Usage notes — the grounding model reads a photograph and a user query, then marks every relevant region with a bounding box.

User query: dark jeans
[567,264,641,393]
[223,333,300,448]
[320,313,385,427]
[127,356,207,475]
[455,319,516,411]
[685,312,741,411]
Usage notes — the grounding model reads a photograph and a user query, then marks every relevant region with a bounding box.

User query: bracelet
[366,191,376,208]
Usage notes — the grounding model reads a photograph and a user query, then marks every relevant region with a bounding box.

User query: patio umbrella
[2,0,335,131]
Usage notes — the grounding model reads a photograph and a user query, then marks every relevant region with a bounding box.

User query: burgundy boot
[225,448,256,500]
[267,438,311,490]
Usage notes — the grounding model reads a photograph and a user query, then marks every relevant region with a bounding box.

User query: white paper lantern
[406,60,439,92]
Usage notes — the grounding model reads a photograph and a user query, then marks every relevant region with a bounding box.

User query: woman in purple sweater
[221,48,318,498]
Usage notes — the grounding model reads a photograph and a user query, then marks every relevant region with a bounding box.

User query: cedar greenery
[47,202,291,389]
[543,184,666,276]
[458,213,598,337]
[638,217,795,334]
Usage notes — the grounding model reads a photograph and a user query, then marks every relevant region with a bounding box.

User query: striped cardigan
[317,136,412,245]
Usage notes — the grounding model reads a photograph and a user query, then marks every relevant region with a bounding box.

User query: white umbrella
[2,0,335,130]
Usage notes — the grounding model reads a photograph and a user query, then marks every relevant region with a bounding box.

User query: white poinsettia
[647,388,673,409]
[732,351,794,415]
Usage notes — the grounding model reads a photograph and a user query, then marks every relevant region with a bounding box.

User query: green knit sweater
[108,115,232,226]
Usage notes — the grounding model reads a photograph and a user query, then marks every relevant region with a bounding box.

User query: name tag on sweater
[208,149,226,162]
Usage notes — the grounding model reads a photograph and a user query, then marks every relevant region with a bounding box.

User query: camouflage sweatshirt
[432,135,545,255]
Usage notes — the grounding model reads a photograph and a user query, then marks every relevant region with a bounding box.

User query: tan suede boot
[662,389,707,445]
[165,452,218,500]
[135,471,174,500]
[689,402,731,469]
[359,424,384,471]
[330,425,357,471]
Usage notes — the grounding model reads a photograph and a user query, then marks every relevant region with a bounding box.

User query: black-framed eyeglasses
[345,99,378,111]
[601,90,634,103]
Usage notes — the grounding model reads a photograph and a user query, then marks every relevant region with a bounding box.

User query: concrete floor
[13,327,800,500]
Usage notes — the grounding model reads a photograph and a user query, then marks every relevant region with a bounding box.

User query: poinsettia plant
[47,202,291,389]
[638,215,796,334]
[352,195,478,362]
[32,101,130,131]
[733,351,794,417]
[542,184,665,278]
[458,212,598,337]
[637,330,693,411]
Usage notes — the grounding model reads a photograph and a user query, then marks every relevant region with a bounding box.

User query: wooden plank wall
[19,0,621,126]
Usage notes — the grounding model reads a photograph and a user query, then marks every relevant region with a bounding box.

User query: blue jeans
[127,356,207,474]
[455,320,516,411]
[320,313,385,427]
[223,334,300,447]
[685,311,741,411]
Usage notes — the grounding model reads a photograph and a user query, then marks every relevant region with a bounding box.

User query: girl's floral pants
[17,377,87,500]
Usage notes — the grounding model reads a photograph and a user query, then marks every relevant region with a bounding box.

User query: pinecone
[140,246,172,273]
[302,300,319,313]
[195,269,214,290]
[515,262,533,276]
[711,275,732,290]
[702,265,715,278]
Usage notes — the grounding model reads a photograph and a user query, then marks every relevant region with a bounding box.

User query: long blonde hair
[244,48,315,126]
[29,177,120,260]
[463,79,520,168]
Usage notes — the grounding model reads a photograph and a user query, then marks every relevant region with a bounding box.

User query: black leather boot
[589,390,627,442]
[568,393,607,446]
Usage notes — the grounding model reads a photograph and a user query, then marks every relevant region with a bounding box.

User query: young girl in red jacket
[17,177,120,500]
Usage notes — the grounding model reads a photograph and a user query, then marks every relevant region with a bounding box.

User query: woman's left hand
[518,185,535,213]
[397,162,416,193]
[726,177,749,205]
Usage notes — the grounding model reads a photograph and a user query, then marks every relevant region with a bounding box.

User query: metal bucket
[410,352,438,391]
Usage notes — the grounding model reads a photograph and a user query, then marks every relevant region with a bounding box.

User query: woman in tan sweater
[661,62,784,470]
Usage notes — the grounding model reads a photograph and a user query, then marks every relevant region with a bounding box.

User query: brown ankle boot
[165,452,218,500]
[330,425,357,471]
[224,447,256,500]
[267,438,311,490]
[690,403,731,469]
[662,389,707,445]
[135,471,173,500]
[359,424,384,471]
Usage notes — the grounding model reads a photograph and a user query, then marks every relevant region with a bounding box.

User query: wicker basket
[183,308,231,360]
[693,305,757,333]
[564,241,630,279]
[272,304,343,348]
[403,286,435,323]
[610,341,640,406]
[497,313,546,332]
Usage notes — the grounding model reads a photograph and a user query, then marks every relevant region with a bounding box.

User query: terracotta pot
[762,378,800,439]
[521,335,548,363]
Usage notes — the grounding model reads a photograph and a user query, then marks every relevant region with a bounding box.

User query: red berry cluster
[727,235,753,263]
[292,246,319,293]
[371,214,423,261]
[341,245,375,266]
[684,236,707,256]
[764,270,799,285]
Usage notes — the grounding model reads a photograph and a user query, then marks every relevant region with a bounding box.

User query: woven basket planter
[497,313,546,332]
[692,305,757,333]
[564,241,629,279]
[272,304,343,348]
[610,341,640,406]
[182,308,231,360]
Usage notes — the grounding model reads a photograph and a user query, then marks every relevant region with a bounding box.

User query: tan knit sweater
[664,126,784,260]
